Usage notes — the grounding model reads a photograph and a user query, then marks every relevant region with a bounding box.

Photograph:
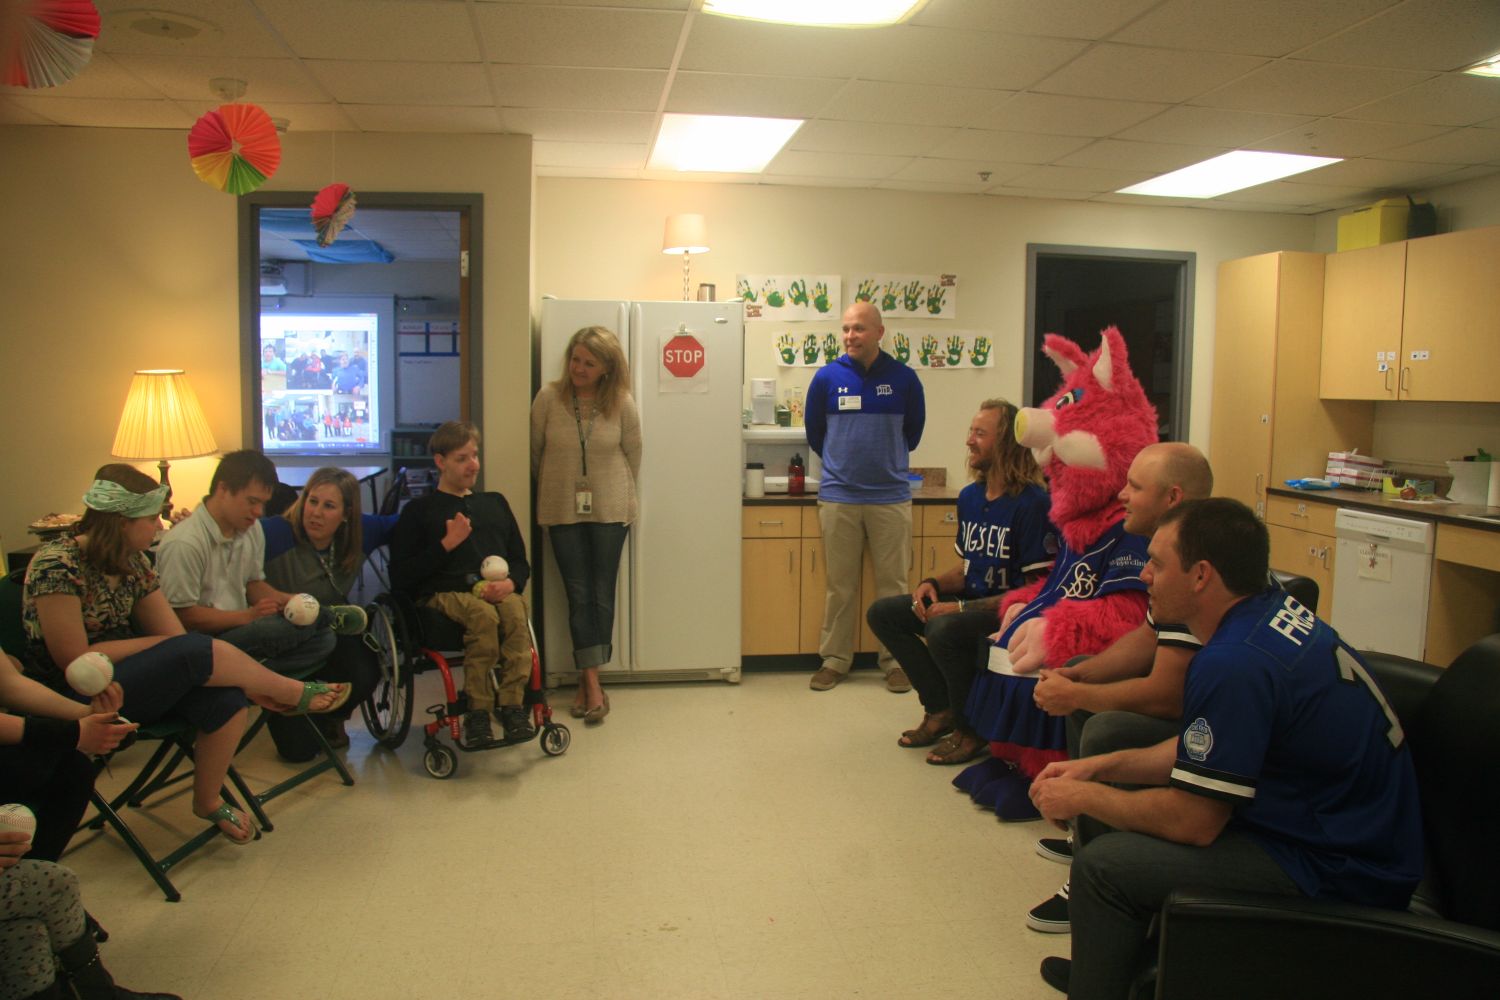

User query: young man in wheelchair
[389,421,536,746]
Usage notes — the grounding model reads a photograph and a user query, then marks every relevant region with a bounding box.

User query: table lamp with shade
[662,213,710,300]
[110,369,218,522]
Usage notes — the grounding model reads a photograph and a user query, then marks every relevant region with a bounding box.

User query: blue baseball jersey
[805,350,925,504]
[954,481,1054,598]
[995,518,1147,647]
[1170,588,1423,909]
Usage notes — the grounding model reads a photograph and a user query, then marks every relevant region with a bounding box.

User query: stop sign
[662,333,705,378]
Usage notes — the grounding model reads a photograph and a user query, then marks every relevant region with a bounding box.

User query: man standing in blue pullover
[805,302,925,692]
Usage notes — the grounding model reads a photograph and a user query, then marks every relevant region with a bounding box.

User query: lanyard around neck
[571,392,596,477]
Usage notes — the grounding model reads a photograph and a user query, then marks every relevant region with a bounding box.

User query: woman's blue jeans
[547,522,629,670]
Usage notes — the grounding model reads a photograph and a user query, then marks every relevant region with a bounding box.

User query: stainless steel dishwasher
[1330,508,1435,660]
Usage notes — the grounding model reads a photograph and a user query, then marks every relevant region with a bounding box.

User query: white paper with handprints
[737,275,841,321]
[850,273,957,320]
[885,329,994,369]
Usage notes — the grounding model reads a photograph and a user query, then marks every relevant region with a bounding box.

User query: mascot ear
[1092,326,1129,392]
[1042,333,1088,376]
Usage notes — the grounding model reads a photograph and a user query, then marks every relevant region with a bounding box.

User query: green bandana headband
[83,480,169,518]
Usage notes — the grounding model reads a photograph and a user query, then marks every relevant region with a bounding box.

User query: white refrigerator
[538,298,744,683]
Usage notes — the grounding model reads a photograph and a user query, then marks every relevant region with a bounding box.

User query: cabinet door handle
[1255,473,1264,496]
[811,549,817,573]
[757,519,784,527]
[1292,504,1307,519]
[1320,546,1331,570]
[788,550,794,575]
[927,545,935,571]
[1400,366,1411,394]
[1384,366,1394,394]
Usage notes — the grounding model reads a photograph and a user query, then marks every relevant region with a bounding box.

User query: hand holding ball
[481,556,509,581]
[0,804,36,841]
[284,593,320,626]
[65,652,114,697]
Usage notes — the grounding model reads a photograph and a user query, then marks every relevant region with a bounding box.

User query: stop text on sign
[663,335,705,378]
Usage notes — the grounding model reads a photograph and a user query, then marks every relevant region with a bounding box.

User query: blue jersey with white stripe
[1170,588,1423,908]
[995,519,1147,646]
[805,350,925,504]
[954,481,1054,598]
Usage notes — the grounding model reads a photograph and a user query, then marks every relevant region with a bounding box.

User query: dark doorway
[1025,246,1194,442]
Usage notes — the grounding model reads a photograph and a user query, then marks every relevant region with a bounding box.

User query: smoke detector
[105,9,223,44]
[209,77,247,101]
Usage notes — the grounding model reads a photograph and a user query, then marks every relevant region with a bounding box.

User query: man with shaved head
[804,302,925,694]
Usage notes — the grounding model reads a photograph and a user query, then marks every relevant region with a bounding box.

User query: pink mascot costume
[955,327,1158,819]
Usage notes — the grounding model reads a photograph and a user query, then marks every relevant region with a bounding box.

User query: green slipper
[282,680,352,716]
[194,803,255,846]
[328,604,368,636]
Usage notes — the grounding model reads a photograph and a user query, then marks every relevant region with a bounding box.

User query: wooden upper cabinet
[1401,226,1500,402]
[1319,242,1405,400]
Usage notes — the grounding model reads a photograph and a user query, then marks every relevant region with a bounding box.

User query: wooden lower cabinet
[1267,523,1336,620]
[741,537,800,655]
[799,537,825,654]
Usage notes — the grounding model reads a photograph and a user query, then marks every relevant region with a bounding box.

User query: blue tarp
[260,208,393,263]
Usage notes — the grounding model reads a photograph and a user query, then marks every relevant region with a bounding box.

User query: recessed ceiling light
[648,114,804,173]
[1117,150,1342,199]
[703,0,927,28]
[1463,53,1500,78]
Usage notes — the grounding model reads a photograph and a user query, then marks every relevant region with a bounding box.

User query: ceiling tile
[3,53,162,100]
[175,99,360,132]
[874,178,991,194]
[475,0,689,7]
[538,165,647,179]
[0,100,58,125]
[1034,43,1270,104]
[787,119,958,157]
[888,158,1031,185]
[756,173,879,189]
[1,96,194,128]
[972,93,1169,137]
[107,54,327,103]
[1097,192,1318,212]
[681,19,893,78]
[475,4,684,68]
[305,61,491,106]
[864,26,1088,90]
[665,72,843,119]
[1054,138,1229,172]
[764,150,911,179]
[1250,117,1449,157]
[1002,164,1155,192]
[1216,179,1371,207]
[818,81,1011,128]
[1374,126,1500,163]
[909,0,1160,39]
[1113,105,1316,146]
[498,108,655,143]
[96,0,287,58]
[926,129,1094,164]
[343,104,502,132]
[1342,73,1500,127]
[490,66,666,112]
[1192,60,1436,116]
[532,141,649,169]
[1293,0,1500,71]
[1276,156,1470,187]
[1113,0,1398,57]
[255,0,481,62]
[982,186,1096,201]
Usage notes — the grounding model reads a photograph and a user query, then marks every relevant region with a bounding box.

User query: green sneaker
[328,604,368,636]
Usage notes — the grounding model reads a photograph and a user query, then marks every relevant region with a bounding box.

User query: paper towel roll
[1447,461,1490,505]
[1488,461,1500,509]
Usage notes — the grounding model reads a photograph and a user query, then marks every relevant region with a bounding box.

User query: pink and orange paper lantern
[0,0,101,88]
[187,102,281,196]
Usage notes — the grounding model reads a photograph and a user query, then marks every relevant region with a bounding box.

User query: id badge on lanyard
[575,479,593,515]
[572,394,595,516]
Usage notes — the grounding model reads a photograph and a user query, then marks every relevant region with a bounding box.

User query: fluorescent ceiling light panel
[1117,150,1342,199]
[1463,53,1500,78]
[648,113,803,173]
[703,0,926,28]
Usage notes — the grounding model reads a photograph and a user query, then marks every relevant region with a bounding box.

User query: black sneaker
[1036,836,1073,865]
[497,705,535,741]
[462,709,494,746]
[1039,957,1070,994]
[1027,882,1070,933]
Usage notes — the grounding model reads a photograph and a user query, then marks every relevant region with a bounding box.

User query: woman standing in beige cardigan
[531,326,641,724]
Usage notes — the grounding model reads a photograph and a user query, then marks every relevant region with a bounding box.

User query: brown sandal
[926,731,986,766]
[898,711,953,748]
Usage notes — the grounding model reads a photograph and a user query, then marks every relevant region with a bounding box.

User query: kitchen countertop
[1267,485,1500,530]
[744,485,960,506]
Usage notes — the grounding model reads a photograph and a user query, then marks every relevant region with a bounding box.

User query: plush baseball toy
[955,327,1157,819]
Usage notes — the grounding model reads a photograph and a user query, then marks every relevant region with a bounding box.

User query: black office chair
[1269,568,1319,613]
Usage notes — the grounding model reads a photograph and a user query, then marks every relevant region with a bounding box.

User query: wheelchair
[360,591,570,778]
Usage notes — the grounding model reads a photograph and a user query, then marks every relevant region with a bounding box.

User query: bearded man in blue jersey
[1029,498,1423,999]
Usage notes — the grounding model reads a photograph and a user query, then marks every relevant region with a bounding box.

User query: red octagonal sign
[663,333,705,378]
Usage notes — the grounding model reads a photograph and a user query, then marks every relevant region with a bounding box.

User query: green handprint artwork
[918,334,939,367]
[855,279,878,303]
[788,279,809,307]
[881,283,899,312]
[969,335,991,367]
[802,333,821,365]
[812,281,830,313]
[763,281,785,309]
[821,333,839,363]
[892,332,910,364]
[902,280,923,313]
[945,335,964,366]
[926,285,948,315]
[737,278,757,303]
[777,333,796,365]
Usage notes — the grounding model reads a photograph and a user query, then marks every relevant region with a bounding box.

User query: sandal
[194,803,255,846]
[926,731,987,766]
[897,711,953,748]
[279,681,351,717]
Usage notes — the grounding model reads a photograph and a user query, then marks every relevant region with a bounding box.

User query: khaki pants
[817,500,912,676]
[424,591,532,708]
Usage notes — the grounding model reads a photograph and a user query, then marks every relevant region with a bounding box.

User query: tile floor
[65,670,1069,1000]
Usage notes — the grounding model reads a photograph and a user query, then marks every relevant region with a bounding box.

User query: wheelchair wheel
[361,598,414,749]
[540,724,571,757]
[423,743,457,779]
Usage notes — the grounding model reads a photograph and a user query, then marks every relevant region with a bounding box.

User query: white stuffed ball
[65,651,114,697]
[481,555,509,581]
[284,593,320,626]
[0,803,36,840]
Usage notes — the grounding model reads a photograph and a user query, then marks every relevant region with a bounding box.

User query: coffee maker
[751,378,777,425]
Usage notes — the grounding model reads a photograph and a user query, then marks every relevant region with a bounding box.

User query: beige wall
[0,126,532,550]
[534,177,1317,484]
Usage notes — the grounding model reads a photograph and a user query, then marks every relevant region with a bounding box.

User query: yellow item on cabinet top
[1337,197,1422,251]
